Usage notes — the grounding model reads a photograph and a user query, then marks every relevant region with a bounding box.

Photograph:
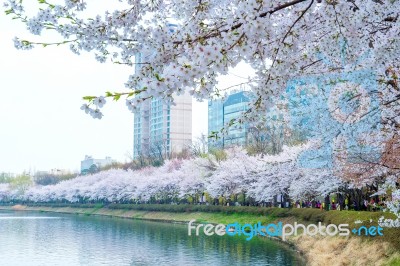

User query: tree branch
[173,0,309,45]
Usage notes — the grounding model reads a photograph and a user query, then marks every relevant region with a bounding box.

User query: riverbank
[1,205,399,266]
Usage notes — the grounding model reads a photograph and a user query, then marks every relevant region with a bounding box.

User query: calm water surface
[0,211,304,266]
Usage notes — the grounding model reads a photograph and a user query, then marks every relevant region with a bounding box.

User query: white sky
[0,2,253,174]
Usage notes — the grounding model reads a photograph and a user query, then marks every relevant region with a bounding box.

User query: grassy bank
[1,204,399,266]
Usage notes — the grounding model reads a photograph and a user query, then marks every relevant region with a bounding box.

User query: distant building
[80,155,113,174]
[49,169,72,175]
[36,169,72,176]
[133,52,192,159]
[208,90,253,148]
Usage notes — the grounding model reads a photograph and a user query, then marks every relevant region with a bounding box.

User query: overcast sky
[0,2,253,174]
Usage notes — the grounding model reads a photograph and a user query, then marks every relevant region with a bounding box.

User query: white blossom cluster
[80,96,106,119]
[3,0,399,120]
[374,177,400,218]
[387,189,400,218]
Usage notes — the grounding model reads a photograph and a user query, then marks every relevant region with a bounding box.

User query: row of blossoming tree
[0,144,398,217]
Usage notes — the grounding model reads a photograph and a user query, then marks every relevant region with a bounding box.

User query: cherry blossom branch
[173,0,310,45]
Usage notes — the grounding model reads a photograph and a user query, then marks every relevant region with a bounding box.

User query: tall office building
[133,53,192,159]
[208,90,253,148]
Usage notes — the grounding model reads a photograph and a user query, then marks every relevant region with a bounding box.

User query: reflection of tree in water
[121,219,302,265]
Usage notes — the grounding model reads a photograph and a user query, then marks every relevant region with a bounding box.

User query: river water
[0,210,304,266]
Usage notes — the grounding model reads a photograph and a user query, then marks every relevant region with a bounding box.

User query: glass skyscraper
[208,90,253,148]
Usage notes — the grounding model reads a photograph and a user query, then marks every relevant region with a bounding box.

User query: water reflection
[0,211,303,266]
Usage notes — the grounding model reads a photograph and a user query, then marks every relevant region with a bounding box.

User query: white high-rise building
[133,54,192,159]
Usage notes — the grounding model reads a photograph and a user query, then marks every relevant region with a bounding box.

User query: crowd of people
[292,197,387,212]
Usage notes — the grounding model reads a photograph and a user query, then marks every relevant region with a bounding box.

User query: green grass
[384,256,400,266]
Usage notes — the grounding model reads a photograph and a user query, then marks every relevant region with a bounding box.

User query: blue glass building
[208,91,253,148]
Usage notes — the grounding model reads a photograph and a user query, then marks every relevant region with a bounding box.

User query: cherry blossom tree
[387,189,400,218]
[177,157,210,202]
[0,184,10,202]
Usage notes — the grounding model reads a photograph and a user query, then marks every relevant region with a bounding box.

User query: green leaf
[113,94,121,101]
[5,9,13,15]
[82,96,95,101]
[154,73,162,81]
